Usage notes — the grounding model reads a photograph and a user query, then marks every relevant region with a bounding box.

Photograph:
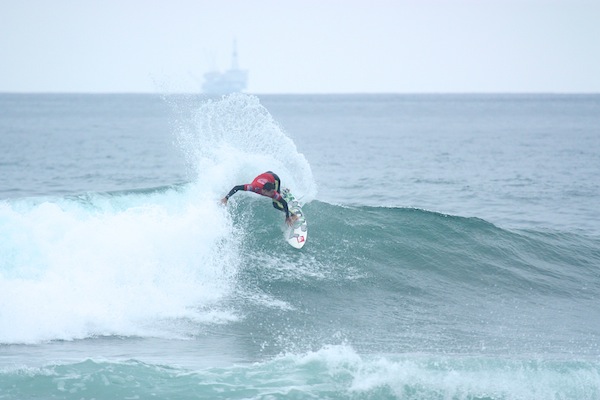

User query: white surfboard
[281,188,307,249]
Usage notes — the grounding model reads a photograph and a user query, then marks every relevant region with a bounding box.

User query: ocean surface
[1,93,599,399]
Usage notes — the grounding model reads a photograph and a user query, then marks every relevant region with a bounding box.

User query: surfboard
[281,188,307,249]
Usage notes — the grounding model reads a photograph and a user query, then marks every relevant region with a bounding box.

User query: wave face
[233,201,600,356]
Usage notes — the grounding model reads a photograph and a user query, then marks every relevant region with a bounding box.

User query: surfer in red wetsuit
[221,171,299,226]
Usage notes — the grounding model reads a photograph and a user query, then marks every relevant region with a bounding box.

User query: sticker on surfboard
[281,188,307,249]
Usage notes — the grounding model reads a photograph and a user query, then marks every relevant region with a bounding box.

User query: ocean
[1,93,599,399]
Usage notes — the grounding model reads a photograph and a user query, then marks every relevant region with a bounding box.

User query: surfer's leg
[272,200,284,212]
[266,171,285,212]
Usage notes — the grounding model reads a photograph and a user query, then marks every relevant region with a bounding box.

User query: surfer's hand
[220,197,228,205]
[286,214,299,226]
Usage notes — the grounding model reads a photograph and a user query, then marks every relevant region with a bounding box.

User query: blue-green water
[1,93,599,399]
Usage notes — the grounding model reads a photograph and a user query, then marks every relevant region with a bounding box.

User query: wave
[2,345,599,400]
[1,196,598,400]
[2,188,599,349]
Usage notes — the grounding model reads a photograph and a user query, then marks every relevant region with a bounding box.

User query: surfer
[221,171,299,226]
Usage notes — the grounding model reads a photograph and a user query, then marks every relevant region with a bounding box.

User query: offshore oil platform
[202,41,248,95]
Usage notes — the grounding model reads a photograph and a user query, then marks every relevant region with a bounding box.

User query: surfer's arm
[282,200,299,227]
[278,196,299,225]
[280,198,290,218]
[221,185,245,204]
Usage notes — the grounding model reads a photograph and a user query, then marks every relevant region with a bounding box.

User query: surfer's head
[261,182,276,197]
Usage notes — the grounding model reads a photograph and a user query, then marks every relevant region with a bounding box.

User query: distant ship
[202,41,248,95]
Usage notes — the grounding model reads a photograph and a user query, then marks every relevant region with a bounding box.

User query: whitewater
[1,93,599,399]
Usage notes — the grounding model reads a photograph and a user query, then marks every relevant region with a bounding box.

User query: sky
[1,0,599,94]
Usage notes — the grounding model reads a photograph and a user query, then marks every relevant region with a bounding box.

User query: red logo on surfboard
[297,236,305,243]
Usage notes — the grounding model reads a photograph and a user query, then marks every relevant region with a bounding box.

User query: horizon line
[1,91,599,96]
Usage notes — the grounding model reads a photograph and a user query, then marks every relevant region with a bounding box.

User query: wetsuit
[224,171,291,218]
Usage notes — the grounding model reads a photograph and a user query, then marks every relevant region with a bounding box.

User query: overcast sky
[1,0,599,94]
